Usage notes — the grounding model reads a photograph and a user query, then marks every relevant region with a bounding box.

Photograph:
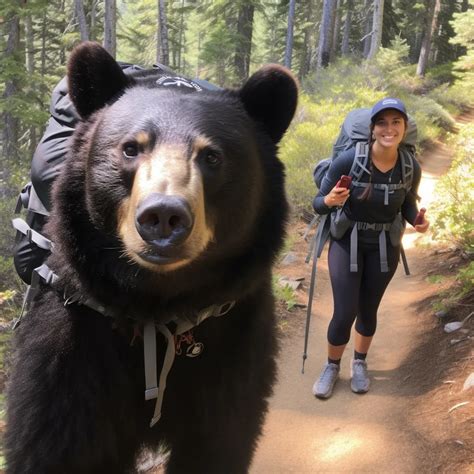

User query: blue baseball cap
[370,97,407,122]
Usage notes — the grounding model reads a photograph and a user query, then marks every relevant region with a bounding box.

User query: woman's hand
[415,218,430,233]
[323,185,350,208]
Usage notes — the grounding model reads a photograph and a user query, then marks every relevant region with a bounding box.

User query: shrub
[430,123,474,253]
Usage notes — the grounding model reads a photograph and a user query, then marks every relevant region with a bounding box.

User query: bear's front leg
[163,394,268,474]
[4,298,144,474]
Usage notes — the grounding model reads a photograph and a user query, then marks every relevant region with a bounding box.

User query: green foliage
[426,274,445,284]
[118,0,158,66]
[376,35,410,68]
[456,261,474,297]
[430,123,474,253]
[407,95,455,142]
[425,62,457,85]
[449,4,474,106]
[426,82,467,114]
[200,21,237,86]
[0,196,23,296]
[431,260,474,313]
[272,275,297,312]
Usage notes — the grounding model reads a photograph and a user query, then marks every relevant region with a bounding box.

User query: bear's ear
[239,64,298,144]
[68,42,129,119]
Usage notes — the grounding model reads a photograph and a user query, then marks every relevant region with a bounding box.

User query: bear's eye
[204,151,222,167]
[122,142,140,159]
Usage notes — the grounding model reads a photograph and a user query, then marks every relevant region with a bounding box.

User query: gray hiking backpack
[301,108,418,373]
[313,107,417,189]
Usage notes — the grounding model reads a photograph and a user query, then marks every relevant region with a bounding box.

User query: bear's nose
[135,193,193,245]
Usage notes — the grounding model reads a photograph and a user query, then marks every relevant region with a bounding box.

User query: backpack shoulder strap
[400,148,414,190]
[349,142,370,181]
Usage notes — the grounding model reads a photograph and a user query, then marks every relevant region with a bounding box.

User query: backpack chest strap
[352,182,407,205]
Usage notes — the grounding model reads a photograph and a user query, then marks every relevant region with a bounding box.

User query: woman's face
[372,110,406,150]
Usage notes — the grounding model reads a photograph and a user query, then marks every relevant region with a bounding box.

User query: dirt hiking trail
[251,128,473,472]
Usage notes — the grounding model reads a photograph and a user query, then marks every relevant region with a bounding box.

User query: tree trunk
[234,3,255,82]
[177,0,185,71]
[90,0,97,41]
[300,0,314,77]
[341,0,353,56]
[367,0,384,59]
[2,4,21,177]
[362,0,372,58]
[416,0,441,77]
[196,31,202,77]
[25,13,37,156]
[75,0,89,41]
[317,0,335,69]
[330,0,341,60]
[59,0,66,65]
[40,12,47,111]
[104,0,116,58]
[157,0,169,66]
[284,0,296,69]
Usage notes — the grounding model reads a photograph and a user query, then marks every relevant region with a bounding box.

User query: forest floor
[250,118,474,473]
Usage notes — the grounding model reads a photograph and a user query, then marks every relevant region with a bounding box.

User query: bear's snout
[135,193,194,247]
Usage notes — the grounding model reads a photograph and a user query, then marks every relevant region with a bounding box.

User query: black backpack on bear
[12,62,219,323]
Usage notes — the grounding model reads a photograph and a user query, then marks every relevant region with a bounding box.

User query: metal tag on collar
[64,291,82,307]
[186,342,204,357]
[215,301,235,317]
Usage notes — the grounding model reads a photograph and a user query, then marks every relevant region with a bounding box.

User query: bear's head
[50,42,297,301]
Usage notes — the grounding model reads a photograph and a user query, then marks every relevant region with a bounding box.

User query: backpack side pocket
[330,208,353,240]
[389,213,406,247]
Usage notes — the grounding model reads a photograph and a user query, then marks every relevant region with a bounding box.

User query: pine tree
[104,0,117,57]
[284,0,296,69]
[367,0,384,59]
[317,0,335,69]
[416,0,441,76]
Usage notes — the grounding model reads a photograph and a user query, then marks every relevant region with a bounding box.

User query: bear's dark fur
[5,42,297,474]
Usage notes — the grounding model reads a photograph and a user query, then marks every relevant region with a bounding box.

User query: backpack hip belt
[356,221,392,231]
[349,220,393,273]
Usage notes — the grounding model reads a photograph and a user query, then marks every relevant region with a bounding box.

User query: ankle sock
[328,357,341,366]
[354,351,367,361]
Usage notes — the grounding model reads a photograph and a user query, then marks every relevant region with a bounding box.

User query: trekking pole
[302,214,328,374]
[302,235,319,374]
[400,244,410,276]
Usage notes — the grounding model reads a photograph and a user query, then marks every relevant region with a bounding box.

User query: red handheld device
[414,208,426,226]
[336,175,352,189]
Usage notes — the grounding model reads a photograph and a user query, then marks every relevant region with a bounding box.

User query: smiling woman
[372,111,406,163]
[311,97,430,400]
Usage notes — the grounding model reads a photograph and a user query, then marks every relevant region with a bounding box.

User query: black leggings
[327,234,400,346]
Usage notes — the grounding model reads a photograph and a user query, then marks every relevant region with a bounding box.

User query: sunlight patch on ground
[314,432,363,462]
[417,171,438,208]
[253,407,411,472]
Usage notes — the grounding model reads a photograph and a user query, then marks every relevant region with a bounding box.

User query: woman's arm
[401,159,429,232]
[313,149,354,214]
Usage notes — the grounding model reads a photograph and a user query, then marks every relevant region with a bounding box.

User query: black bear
[5,42,298,474]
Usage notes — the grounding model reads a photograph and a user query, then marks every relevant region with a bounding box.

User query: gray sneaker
[351,359,370,393]
[312,363,340,399]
